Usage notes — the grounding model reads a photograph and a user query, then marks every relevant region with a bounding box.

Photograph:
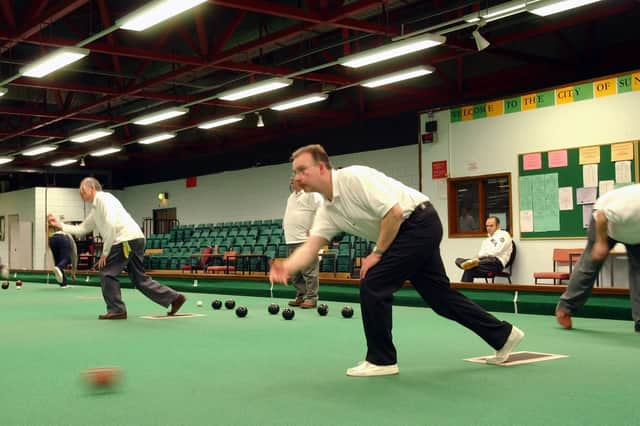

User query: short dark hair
[290,144,332,169]
[487,216,500,225]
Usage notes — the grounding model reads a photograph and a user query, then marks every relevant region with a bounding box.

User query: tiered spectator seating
[145,219,366,275]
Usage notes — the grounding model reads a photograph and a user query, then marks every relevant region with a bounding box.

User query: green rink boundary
[15,271,632,321]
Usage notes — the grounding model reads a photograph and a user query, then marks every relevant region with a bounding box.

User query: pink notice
[523,152,542,170]
[548,150,568,168]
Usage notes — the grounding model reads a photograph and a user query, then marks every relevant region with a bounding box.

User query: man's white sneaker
[487,326,524,364]
[346,361,399,377]
[53,267,64,284]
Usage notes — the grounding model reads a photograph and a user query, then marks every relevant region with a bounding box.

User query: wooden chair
[533,248,584,285]
[481,241,517,284]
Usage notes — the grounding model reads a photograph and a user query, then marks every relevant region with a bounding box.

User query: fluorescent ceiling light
[90,147,121,157]
[361,66,434,88]
[339,33,445,68]
[51,159,78,167]
[133,107,188,125]
[70,128,113,143]
[197,116,244,130]
[465,2,526,22]
[0,156,14,165]
[270,93,329,111]
[20,47,89,78]
[117,0,207,31]
[0,87,7,97]
[218,78,293,101]
[138,132,176,145]
[528,0,603,16]
[21,145,58,156]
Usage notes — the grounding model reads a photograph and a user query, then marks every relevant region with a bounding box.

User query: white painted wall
[118,145,421,226]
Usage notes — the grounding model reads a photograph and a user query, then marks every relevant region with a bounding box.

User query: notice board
[518,141,638,238]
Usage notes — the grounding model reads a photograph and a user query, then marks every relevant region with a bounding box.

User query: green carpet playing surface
[1,282,639,425]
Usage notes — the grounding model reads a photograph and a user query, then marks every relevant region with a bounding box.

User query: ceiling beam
[0,0,89,54]
[209,0,397,35]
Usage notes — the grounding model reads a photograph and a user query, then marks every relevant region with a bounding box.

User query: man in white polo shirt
[48,177,186,320]
[455,216,512,282]
[283,177,323,308]
[270,144,524,377]
[556,184,640,331]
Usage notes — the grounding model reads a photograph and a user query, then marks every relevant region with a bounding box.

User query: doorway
[153,208,178,235]
[8,215,33,269]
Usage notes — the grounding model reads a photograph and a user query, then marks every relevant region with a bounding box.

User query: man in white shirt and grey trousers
[283,177,323,309]
[556,184,640,332]
[48,177,186,320]
[270,144,524,377]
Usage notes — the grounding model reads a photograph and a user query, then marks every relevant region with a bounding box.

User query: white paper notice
[576,187,597,205]
[599,180,614,196]
[582,204,594,229]
[520,210,533,232]
[615,161,632,183]
[558,187,573,211]
[582,164,598,187]
[437,179,447,199]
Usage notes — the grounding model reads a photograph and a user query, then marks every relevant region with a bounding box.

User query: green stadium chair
[276,244,289,258]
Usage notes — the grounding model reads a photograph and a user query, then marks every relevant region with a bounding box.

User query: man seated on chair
[455,216,512,282]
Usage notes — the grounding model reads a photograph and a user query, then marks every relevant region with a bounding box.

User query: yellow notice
[555,86,574,105]
[633,72,640,91]
[579,146,601,165]
[521,94,537,111]
[486,100,503,117]
[461,106,473,121]
[594,78,616,97]
[611,142,634,161]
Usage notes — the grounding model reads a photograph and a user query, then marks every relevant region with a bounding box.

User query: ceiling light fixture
[465,2,527,23]
[472,28,491,51]
[51,159,78,167]
[0,87,7,97]
[133,107,188,125]
[197,115,244,130]
[20,47,89,78]
[361,65,435,88]
[117,0,207,31]
[256,113,264,128]
[80,157,86,167]
[270,93,329,111]
[138,132,176,145]
[90,147,121,157]
[528,0,603,16]
[339,33,445,68]
[472,20,491,51]
[0,156,14,165]
[218,78,293,101]
[21,145,58,156]
[70,128,114,143]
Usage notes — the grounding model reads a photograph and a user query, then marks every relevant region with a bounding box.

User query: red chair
[181,246,213,273]
[206,251,237,274]
[533,248,584,285]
